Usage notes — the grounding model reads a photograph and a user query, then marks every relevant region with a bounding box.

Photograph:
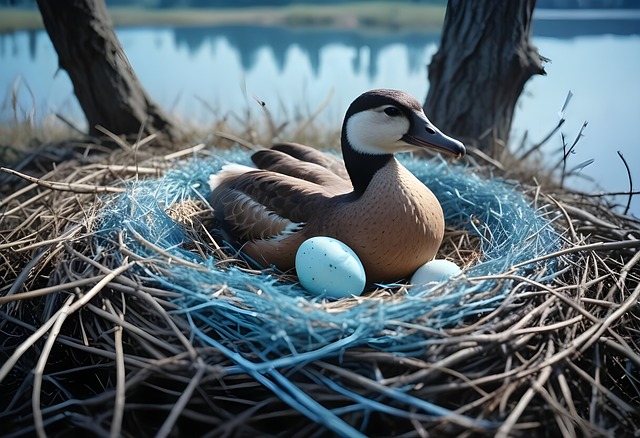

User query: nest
[1,140,639,438]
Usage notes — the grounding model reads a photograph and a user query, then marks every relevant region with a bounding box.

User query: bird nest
[1,140,639,438]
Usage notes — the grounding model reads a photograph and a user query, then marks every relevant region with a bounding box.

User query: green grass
[0,3,445,33]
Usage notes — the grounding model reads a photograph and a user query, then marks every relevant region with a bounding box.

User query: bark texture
[36,0,183,145]
[424,0,545,155]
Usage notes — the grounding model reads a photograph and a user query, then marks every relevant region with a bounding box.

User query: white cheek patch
[346,110,411,155]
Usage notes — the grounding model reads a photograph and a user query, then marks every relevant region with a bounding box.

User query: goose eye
[384,107,401,117]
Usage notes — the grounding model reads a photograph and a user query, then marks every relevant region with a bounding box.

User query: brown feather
[269,142,350,180]
[251,148,350,193]
[211,168,337,241]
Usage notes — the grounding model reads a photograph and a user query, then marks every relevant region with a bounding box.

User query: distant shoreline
[533,8,640,20]
[2,5,638,35]
[0,3,446,34]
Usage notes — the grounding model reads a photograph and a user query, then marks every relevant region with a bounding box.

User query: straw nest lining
[1,142,639,438]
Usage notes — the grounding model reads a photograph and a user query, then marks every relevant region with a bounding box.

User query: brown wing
[256,142,350,182]
[210,168,335,241]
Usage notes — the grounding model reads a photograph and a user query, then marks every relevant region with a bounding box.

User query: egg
[411,259,462,286]
[295,236,366,298]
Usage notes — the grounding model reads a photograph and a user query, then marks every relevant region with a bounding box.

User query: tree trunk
[36,0,183,146]
[424,0,545,156]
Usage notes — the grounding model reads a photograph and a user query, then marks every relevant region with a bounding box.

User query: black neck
[341,129,393,196]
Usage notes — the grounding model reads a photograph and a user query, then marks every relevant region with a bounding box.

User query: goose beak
[402,113,465,158]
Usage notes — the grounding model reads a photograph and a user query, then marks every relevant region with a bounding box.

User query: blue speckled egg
[295,236,366,298]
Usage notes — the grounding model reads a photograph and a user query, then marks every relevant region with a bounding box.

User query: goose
[209,89,465,284]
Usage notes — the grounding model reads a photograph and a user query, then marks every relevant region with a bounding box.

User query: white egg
[295,236,366,298]
[411,259,462,286]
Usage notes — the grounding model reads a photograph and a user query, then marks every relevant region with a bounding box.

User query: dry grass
[0,118,639,437]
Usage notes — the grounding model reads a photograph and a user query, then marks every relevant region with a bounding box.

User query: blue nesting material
[96,149,561,434]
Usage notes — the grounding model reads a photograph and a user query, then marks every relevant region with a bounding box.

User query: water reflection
[6,15,640,64]
[170,25,441,77]
[2,24,442,77]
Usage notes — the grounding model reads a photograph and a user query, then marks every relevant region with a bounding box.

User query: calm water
[1,13,639,216]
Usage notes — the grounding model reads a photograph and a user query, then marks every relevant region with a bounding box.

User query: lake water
[1,11,639,216]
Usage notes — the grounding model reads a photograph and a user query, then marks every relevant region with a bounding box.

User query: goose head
[341,89,465,194]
